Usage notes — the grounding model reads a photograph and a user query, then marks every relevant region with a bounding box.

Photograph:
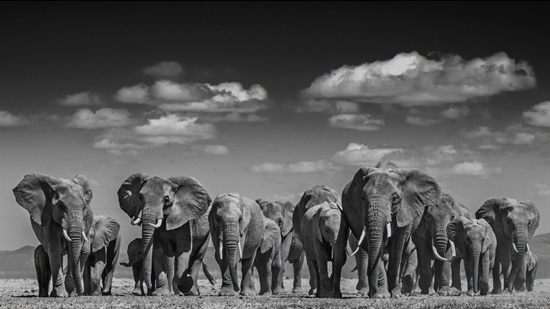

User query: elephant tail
[203,262,217,285]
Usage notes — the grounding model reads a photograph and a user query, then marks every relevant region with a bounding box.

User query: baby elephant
[514,252,538,292]
[120,238,217,295]
[301,201,347,298]
[447,217,496,296]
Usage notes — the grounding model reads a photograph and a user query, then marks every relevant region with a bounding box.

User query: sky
[0,2,549,251]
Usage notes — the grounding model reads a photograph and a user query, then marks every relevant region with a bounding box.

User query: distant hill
[2,233,549,280]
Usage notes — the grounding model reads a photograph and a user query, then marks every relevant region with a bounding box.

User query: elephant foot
[50,286,69,298]
[308,288,316,296]
[91,289,102,296]
[219,286,238,296]
[258,290,272,296]
[330,289,342,299]
[183,289,200,296]
[492,288,502,295]
[39,291,49,297]
[291,286,303,294]
[372,292,390,299]
[151,287,172,296]
[240,289,257,297]
[466,290,475,297]
[132,287,143,296]
[357,289,369,296]
[480,289,489,296]
[391,292,402,298]
[272,286,284,295]
[101,290,112,296]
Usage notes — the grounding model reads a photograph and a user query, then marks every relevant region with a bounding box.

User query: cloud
[535,183,550,196]
[66,108,131,129]
[302,51,535,105]
[427,161,502,178]
[406,115,444,126]
[192,144,230,155]
[331,143,403,167]
[58,92,101,106]
[143,61,183,78]
[201,112,268,122]
[151,80,211,102]
[252,160,337,173]
[296,99,361,114]
[133,115,216,137]
[0,110,28,126]
[523,101,550,127]
[441,105,470,119]
[252,163,286,173]
[113,84,149,103]
[462,125,540,149]
[328,114,385,131]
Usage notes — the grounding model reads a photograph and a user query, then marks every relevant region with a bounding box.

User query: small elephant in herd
[209,193,281,296]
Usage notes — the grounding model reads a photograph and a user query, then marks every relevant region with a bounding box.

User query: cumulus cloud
[296,99,361,114]
[58,92,101,106]
[302,52,535,105]
[427,161,502,178]
[462,125,541,149]
[252,160,337,173]
[134,115,216,137]
[441,105,470,119]
[406,115,444,126]
[201,112,268,123]
[151,80,211,102]
[328,114,385,131]
[192,144,230,155]
[113,84,149,103]
[66,108,131,129]
[523,101,550,127]
[331,143,403,167]
[0,110,28,126]
[535,183,550,196]
[143,61,183,78]
[252,163,286,173]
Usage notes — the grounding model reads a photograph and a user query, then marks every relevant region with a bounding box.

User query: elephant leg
[310,259,322,298]
[132,265,143,296]
[183,255,204,296]
[271,250,282,295]
[526,261,537,292]
[510,253,527,292]
[240,255,257,296]
[401,250,417,294]
[500,251,512,293]
[91,261,106,296]
[306,256,317,295]
[479,253,490,295]
[492,256,502,294]
[387,228,406,298]
[355,247,369,295]
[276,236,290,294]
[291,251,305,294]
[255,252,272,295]
[47,242,67,297]
[316,256,331,298]
[416,241,432,295]
[174,251,191,295]
[151,245,171,296]
[163,255,176,295]
[464,253,474,295]
[215,246,236,296]
[102,235,120,295]
[83,260,92,295]
[34,245,50,297]
[451,259,462,291]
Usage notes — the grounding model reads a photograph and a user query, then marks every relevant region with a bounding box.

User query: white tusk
[449,240,456,260]
[527,243,531,256]
[512,242,519,253]
[125,190,132,199]
[432,245,448,262]
[331,249,334,261]
[219,241,223,260]
[238,240,243,260]
[81,231,88,242]
[351,228,366,256]
[149,218,162,228]
[63,229,72,242]
[131,210,143,225]
[386,222,392,239]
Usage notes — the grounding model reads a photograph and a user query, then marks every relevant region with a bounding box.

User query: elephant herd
[12,161,540,299]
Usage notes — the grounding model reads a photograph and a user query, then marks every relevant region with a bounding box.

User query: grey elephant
[300,201,347,298]
[412,193,470,295]
[82,215,121,296]
[209,193,281,296]
[256,199,305,294]
[515,252,538,292]
[293,185,346,298]
[120,238,216,296]
[476,198,539,293]
[117,173,212,296]
[15,174,94,297]
[341,161,441,298]
[447,217,496,295]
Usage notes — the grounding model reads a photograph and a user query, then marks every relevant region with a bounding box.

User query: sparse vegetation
[1,278,549,309]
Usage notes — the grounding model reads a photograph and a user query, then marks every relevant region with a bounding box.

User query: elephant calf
[515,252,538,292]
[447,217,496,296]
[300,201,347,298]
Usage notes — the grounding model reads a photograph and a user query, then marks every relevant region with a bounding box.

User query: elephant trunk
[68,212,84,295]
[224,222,241,292]
[471,240,482,293]
[141,207,157,292]
[366,203,385,295]
[432,228,449,262]
[509,226,528,290]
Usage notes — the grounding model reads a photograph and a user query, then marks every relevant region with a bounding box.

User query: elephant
[253,217,283,295]
[117,173,212,296]
[341,161,441,298]
[515,252,538,292]
[14,174,94,297]
[412,193,470,295]
[292,185,347,298]
[475,198,540,293]
[300,201,348,298]
[447,217,496,295]
[120,238,216,296]
[256,198,306,294]
[209,193,281,296]
[82,215,121,296]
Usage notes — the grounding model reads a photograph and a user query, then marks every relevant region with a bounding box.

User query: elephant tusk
[386,222,392,239]
[219,241,223,260]
[449,240,456,261]
[124,190,132,198]
[350,228,366,257]
[238,240,243,260]
[131,210,143,225]
[149,218,162,228]
[512,242,519,253]
[331,249,334,261]
[527,243,532,257]
[81,231,88,242]
[63,229,72,242]
[432,245,448,262]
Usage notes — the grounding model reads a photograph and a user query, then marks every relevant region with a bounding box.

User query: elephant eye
[391,193,401,205]
[277,218,283,226]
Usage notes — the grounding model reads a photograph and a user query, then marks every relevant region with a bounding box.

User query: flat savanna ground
[1,278,549,309]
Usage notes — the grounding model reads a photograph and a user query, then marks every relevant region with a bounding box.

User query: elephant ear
[477,218,495,253]
[238,195,253,236]
[256,199,269,212]
[281,201,295,237]
[117,173,148,219]
[349,167,375,209]
[72,174,93,204]
[313,205,324,243]
[520,200,540,239]
[13,173,62,226]
[476,198,507,239]
[83,205,94,236]
[261,217,281,254]
[447,216,467,240]
[396,168,441,228]
[91,215,120,252]
[165,177,212,231]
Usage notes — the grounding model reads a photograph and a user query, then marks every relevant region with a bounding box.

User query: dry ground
[1,278,549,309]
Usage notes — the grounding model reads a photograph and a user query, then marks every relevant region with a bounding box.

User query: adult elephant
[341,161,441,298]
[293,185,346,298]
[117,173,212,296]
[256,199,305,294]
[476,198,539,293]
[83,215,121,296]
[209,193,280,296]
[412,193,469,295]
[14,174,94,297]
[447,217,496,295]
